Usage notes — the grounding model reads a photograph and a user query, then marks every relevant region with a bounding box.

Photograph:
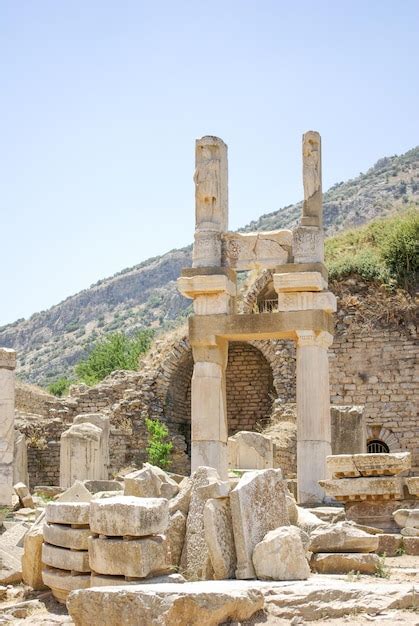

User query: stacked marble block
[393,499,419,556]
[88,496,171,586]
[320,452,417,534]
[42,502,91,603]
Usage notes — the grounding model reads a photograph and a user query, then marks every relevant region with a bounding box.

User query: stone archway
[367,425,402,453]
[163,340,277,455]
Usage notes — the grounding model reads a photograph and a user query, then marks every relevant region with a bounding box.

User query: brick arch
[242,269,274,314]
[366,426,402,453]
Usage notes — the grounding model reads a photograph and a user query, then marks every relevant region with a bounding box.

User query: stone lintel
[274,262,328,279]
[0,348,16,370]
[319,477,404,501]
[181,267,236,281]
[221,230,292,271]
[277,291,337,313]
[177,275,236,300]
[189,310,334,344]
[273,271,327,292]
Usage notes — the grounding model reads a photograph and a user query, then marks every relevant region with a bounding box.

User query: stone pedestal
[296,331,333,505]
[190,341,229,479]
[0,348,16,506]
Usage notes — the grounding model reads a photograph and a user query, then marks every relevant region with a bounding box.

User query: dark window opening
[367,439,390,453]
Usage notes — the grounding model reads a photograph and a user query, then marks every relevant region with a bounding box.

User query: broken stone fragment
[124,463,179,499]
[204,497,236,579]
[166,510,187,568]
[307,522,379,554]
[393,508,419,529]
[252,526,310,581]
[21,525,46,590]
[310,552,380,575]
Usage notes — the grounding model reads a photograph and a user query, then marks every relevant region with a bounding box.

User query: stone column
[193,136,228,267]
[296,330,333,505]
[0,348,16,505]
[190,339,229,479]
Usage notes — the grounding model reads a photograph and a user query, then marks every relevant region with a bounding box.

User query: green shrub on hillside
[326,210,418,292]
[48,377,72,397]
[75,329,154,385]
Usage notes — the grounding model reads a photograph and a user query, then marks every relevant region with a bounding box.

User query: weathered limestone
[46,502,90,526]
[345,500,416,534]
[230,469,289,579]
[88,535,170,578]
[302,131,322,227]
[327,452,411,479]
[228,431,273,470]
[293,225,324,264]
[89,496,168,537]
[181,466,220,580]
[177,274,236,315]
[203,497,236,579]
[296,506,327,534]
[330,405,366,455]
[393,508,419,529]
[310,552,380,575]
[60,413,110,489]
[403,537,419,555]
[169,476,192,516]
[405,477,419,497]
[377,533,403,556]
[13,430,29,487]
[277,291,337,313]
[42,500,91,602]
[14,482,35,509]
[166,510,187,567]
[67,581,265,626]
[319,477,404,501]
[0,348,16,506]
[21,525,46,590]
[296,331,333,504]
[274,271,327,292]
[252,526,310,581]
[124,463,179,499]
[193,136,228,268]
[222,230,292,270]
[0,547,22,584]
[307,522,379,553]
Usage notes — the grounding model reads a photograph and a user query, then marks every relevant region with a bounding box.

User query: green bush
[48,377,72,397]
[75,329,154,385]
[326,210,418,292]
[145,418,173,469]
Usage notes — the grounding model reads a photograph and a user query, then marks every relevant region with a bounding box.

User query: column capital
[296,330,333,349]
[0,348,16,370]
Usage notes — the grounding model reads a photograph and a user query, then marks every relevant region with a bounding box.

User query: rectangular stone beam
[189,310,334,344]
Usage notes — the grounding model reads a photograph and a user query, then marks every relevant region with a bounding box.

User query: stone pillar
[190,339,229,479]
[296,330,333,505]
[13,430,29,487]
[0,348,16,505]
[193,136,228,268]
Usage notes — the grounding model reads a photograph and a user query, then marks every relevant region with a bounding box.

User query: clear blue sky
[1,0,418,326]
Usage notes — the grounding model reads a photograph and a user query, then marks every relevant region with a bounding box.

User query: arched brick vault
[161,338,281,448]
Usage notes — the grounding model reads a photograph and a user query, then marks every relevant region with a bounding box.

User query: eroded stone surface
[167,511,186,568]
[45,502,90,526]
[310,552,380,574]
[327,452,411,478]
[42,566,90,604]
[252,526,310,581]
[393,508,419,529]
[307,522,379,553]
[42,543,90,573]
[89,496,168,537]
[230,469,289,579]
[204,497,236,579]
[22,525,46,590]
[43,523,91,550]
[319,476,404,500]
[124,464,179,499]
[67,580,264,626]
[228,431,273,470]
[376,533,403,556]
[88,535,170,578]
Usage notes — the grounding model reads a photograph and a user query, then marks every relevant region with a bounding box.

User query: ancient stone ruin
[0,133,418,625]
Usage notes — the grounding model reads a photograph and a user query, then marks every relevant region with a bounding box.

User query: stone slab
[393,508,419,529]
[307,522,379,553]
[88,535,169,578]
[42,542,90,573]
[67,580,265,626]
[89,496,168,537]
[222,230,291,270]
[319,477,404,501]
[42,566,90,604]
[327,452,411,478]
[277,291,336,313]
[22,525,46,590]
[230,469,289,579]
[203,498,236,579]
[310,552,380,575]
[403,537,419,556]
[45,502,90,526]
[228,431,273,470]
[43,523,91,550]
[376,533,403,556]
[273,271,327,292]
[90,573,186,587]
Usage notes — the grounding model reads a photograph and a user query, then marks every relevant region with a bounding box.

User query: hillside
[1,146,418,386]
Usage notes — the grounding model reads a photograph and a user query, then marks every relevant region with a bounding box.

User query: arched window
[367,439,390,454]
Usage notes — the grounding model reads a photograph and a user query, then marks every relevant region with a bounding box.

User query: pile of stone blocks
[42,501,91,602]
[319,452,417,532]
[308,521,380,574]
[89,495,171,585]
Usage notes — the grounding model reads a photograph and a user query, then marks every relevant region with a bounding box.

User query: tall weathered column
[190,339,229,479]
[193,136,228,267]
[296,330,333,504]
[0,348,16,505]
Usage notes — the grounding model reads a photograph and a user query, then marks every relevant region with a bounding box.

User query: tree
[48,377,72,397]
[75,329,154,385]
[145,418,173,469]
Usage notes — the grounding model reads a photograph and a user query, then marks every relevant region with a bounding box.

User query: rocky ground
[0,555,417,625]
